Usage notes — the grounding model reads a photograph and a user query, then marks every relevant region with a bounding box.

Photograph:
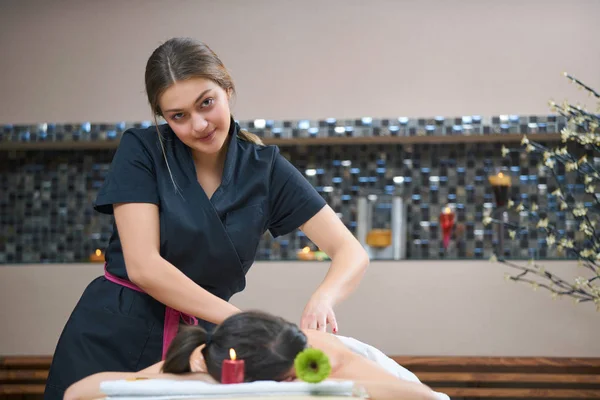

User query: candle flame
[498,172,504,178]
[95,249,102,256]
[302,247,310,254]
[443,207,451,214]
[230,348,237,361]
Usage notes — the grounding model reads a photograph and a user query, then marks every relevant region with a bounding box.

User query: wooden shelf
[0,133,561,151]
[267,132,561,146]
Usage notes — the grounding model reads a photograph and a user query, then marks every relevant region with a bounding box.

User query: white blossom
[556,146,569,155]
[565,162,578,172]
[573,203,587,216]
[575,277,589,289]
[580,134,595,145]
[580,248,595,258]
[538,266,546,275]
[579,222,594,237]
[559,238,574,249]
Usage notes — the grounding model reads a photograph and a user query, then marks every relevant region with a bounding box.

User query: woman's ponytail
[162,325,209,374]
[237,129,264,146]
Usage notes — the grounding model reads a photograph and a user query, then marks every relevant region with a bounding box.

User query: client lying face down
[65,311,446,400]
[163,310,308,381]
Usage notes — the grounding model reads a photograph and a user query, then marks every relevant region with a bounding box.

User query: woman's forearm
[314,240,369,305]
[129,254,240,324]
[113,203,240,325]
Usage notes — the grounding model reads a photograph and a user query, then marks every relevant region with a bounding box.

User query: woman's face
[281,367,298,382]
[159,77,232,156]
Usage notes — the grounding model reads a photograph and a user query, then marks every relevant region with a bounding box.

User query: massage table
[99,336,450,399]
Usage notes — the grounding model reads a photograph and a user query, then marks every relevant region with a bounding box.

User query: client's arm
[353,379,440,400]
[64,369,216,400]
[334,354,439,400]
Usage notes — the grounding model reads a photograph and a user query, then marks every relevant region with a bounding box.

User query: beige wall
[2,1,599,359]
[1,260,598,357]
[0,0,599,125]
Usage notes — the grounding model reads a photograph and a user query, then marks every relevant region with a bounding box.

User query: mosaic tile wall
[0,114,591,264]
[1,114,565,144]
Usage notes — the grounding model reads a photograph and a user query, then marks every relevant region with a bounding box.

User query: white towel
[100,379,355,399]
[336,335,451,400]
[336,335,422,382]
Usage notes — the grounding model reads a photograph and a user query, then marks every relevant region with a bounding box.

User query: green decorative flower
[294,348,331,383]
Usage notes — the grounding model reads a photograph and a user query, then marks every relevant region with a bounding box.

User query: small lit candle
[221,348,245,384]
[89,249,105,263]
[488,171,512,207]
[297,246,315,261]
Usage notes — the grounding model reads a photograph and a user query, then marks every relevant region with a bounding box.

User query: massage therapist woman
[43,37,369,400]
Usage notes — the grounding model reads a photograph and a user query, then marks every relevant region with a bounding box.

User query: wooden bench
[0,357,49,399]
[2,356,600,399]
[393,356,600,398]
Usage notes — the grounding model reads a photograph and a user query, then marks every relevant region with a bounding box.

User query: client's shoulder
[302,330,355,362]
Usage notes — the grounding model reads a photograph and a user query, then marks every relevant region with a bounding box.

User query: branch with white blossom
[484,73,600,308]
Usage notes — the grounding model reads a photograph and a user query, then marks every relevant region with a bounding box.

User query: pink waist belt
[103,265,198,360]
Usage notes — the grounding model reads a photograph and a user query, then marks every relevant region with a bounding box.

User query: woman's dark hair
[163,311,308,382]
[144,37,263,145]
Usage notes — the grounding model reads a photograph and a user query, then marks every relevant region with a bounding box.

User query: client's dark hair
[163,311,308,382]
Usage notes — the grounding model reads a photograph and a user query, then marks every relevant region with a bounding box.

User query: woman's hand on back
[300,292,338,333]
[297,205,369,333]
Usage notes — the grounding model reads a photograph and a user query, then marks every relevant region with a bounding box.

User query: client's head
[162,311,308,382]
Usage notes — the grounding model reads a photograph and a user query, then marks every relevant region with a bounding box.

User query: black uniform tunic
[43,119,326,399]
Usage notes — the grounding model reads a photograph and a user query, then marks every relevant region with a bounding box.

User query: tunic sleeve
[94,131,160,215]
[267,149,327,237]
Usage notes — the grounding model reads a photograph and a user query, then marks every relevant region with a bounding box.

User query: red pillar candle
[221,348,245,384]
[439,206,455,250]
